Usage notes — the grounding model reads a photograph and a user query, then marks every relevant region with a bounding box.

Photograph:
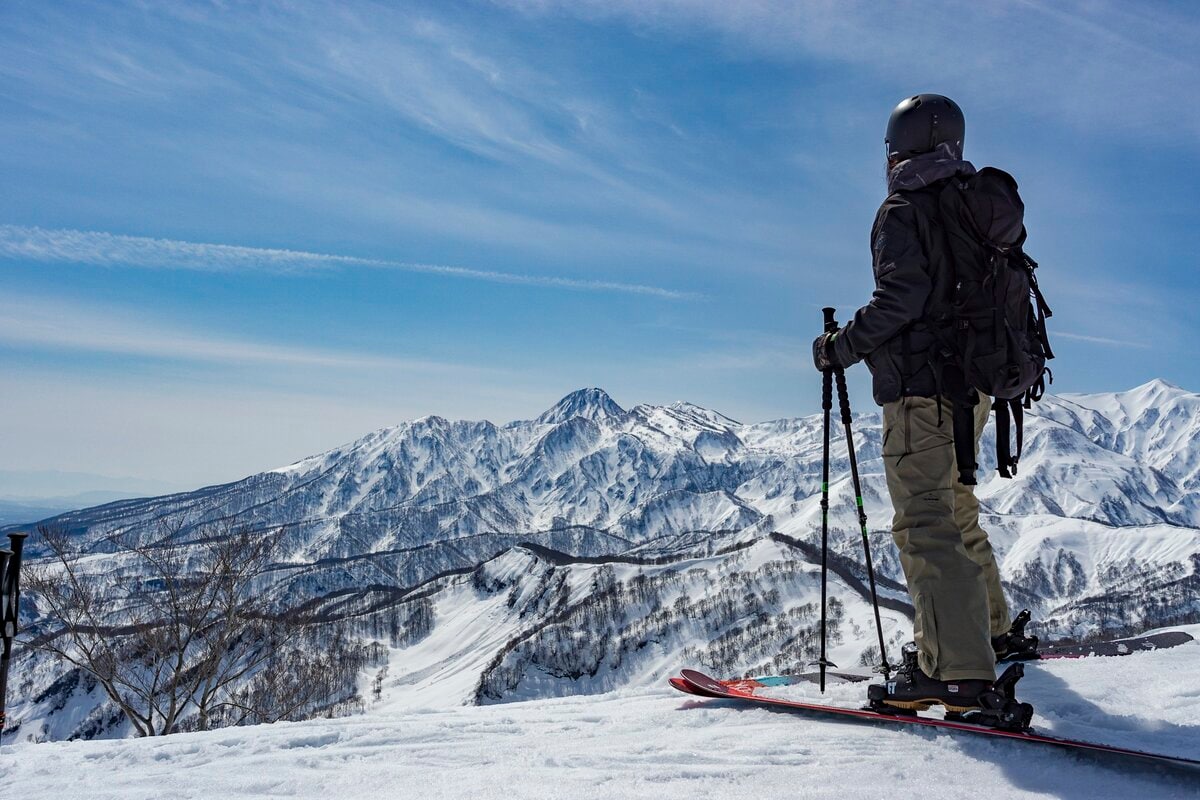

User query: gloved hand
[812,331,843,372]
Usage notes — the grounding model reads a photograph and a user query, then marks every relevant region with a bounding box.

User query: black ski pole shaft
[0,548,11,739]
[817,307,837,693]
[0,531,28,744]
[833,369,892,679]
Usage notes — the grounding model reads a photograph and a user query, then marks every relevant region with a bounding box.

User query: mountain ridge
[6,379,1198,741]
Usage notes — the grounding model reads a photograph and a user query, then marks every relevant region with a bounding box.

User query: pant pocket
[882,400,908,459]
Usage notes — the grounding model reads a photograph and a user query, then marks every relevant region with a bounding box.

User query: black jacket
[831,148,976,406]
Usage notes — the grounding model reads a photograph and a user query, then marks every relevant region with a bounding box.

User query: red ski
[680,630,1198,693]
[672,668,1200,769]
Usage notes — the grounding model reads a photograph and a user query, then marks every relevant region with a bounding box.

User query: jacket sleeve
[832,200,931,367]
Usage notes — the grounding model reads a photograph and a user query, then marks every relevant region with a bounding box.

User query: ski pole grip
[835,367,852,421]
[0,550,10,606]
[5,532,27,604]
[6,531,26,567]
[822,307,838,333]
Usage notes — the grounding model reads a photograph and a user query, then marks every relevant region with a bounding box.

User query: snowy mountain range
[5,379,1199,742]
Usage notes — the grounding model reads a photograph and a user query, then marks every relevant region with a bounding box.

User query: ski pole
[832,362,893,680]
[0,547,10,739]
[0,531,28,745]
[817,307,837,692]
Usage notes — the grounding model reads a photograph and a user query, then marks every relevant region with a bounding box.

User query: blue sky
[1,1,1198,489]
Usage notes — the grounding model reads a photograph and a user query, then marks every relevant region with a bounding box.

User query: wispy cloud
[0,225,696,299]
[0,3,807,280]
[307,13,580,169]
[1054,331,1151,349]
[505,0,1200,144]
[0,292,508,373]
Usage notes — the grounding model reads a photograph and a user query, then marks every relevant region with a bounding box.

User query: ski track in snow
[4,642,1198,800]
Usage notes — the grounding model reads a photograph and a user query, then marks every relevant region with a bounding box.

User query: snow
[536,388,625,425]
[375,575,527,709]
[4,635,1197,799]
[14,382,1200,742]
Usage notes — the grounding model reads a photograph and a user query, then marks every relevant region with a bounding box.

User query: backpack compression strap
[1018,250,1055,360]
[993,397,1026,479]
[993,366,1053,480]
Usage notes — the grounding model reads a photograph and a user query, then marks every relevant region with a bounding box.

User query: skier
[811,94,1037,714]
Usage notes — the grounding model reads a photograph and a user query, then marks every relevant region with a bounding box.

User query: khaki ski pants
[882,391,1009,681]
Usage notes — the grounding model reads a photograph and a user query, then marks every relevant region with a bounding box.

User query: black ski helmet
[885,94,964,162]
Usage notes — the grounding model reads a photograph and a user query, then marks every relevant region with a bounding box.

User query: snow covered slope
[21,382,1199,620]
[4,632,1198,800]
[6,381,1200,742]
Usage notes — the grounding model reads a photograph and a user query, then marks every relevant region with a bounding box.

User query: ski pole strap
[952,400,978,486]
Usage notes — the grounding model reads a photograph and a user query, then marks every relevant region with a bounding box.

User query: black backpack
[930,167,1055,485]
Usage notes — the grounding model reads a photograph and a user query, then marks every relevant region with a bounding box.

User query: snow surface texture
[3,630,1198,800]
[6,381,1200,742]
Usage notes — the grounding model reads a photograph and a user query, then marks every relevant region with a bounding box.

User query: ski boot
[866,643,1034,731]
[993,609,1039,662]
[867,643,991,714]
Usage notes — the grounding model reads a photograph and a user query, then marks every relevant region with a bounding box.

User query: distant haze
[0,469,187,501]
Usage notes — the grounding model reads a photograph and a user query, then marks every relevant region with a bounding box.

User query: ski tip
[678,668,716,685]
[673,669,733,699]
[678,669,726,694]
[668,676,696,695]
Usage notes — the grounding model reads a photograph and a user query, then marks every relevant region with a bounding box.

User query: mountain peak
[666,400,741,427]
[1114,378,1191,409]
[537,388,625,425]
[1139,378,1185,394]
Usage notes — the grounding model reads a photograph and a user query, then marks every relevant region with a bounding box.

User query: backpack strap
[1024,367,1051,408]
[1011,399,1024,475]
[953,399,979,486]
[960,321,977,391]
[993,397,1012,478]
[1019,250,1055,360]
[993,397,1025,479]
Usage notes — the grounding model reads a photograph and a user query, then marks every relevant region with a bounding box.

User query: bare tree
[208,625,385,728]
[25,519,301,736]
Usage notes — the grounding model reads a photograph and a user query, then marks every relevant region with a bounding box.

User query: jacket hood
[887,142,975,194]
